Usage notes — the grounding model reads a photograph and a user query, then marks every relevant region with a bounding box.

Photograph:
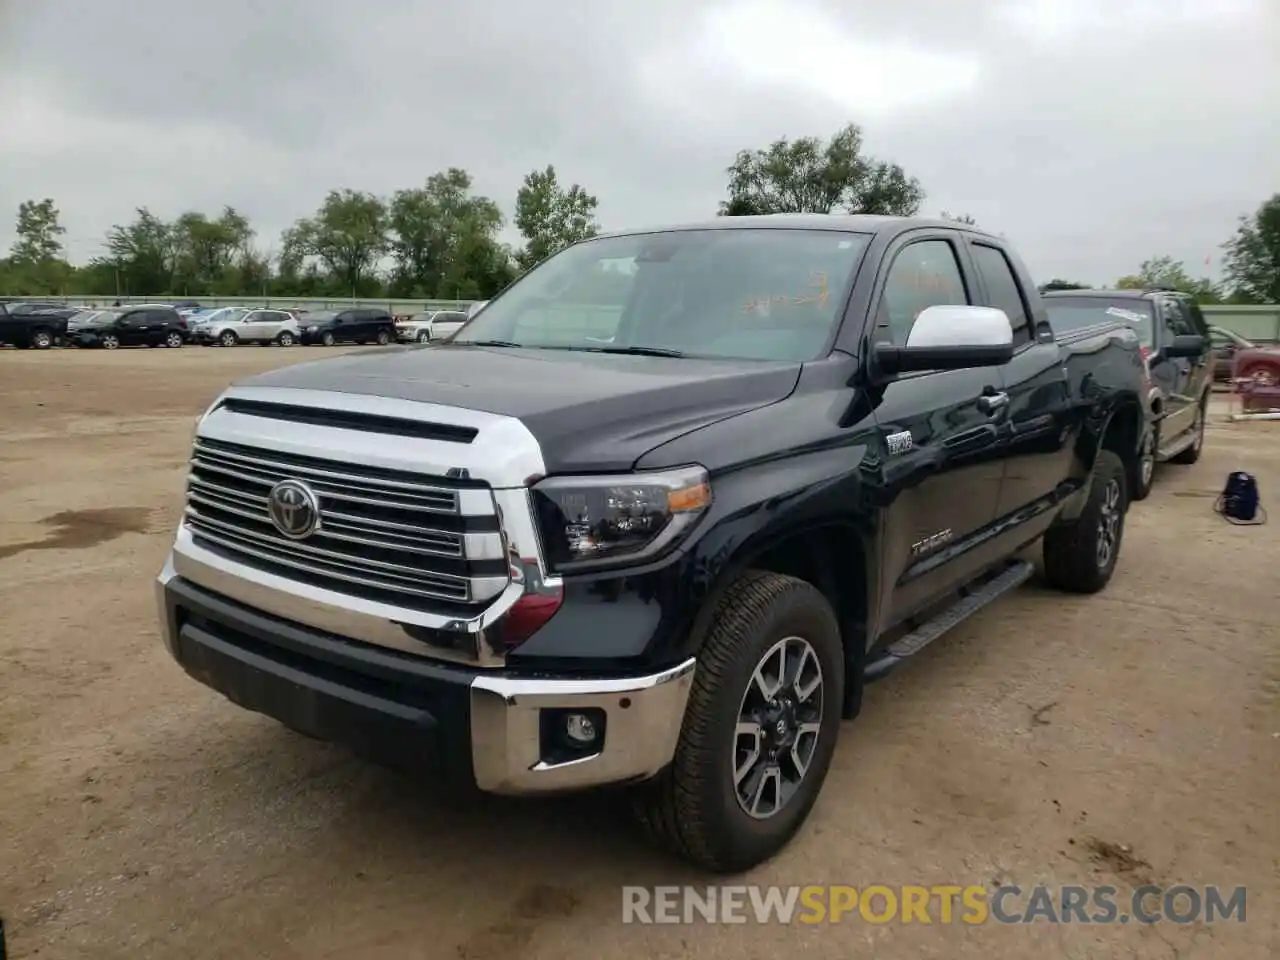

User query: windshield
[208,308,247,323]
[452,228,872,361]
[69,310,101,323]
[89,310,123,324]
[1045,296,1155,347]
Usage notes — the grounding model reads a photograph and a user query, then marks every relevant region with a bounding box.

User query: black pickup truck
[0,300,74,349]
[156,215,1147,872]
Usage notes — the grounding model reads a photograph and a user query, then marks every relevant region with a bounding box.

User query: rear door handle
[978,391,1009,415]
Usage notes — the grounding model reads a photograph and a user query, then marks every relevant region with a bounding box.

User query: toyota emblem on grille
[267,479,320,539]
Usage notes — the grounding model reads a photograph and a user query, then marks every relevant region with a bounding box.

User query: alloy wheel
[733,635,824,820]
[1096,478,1122,569]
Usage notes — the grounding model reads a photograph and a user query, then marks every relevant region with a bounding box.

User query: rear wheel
[631,570,843,872]
[30,329,54,350]
[1043,449,1127,593]
[101,333,120,350]
[164,331,184,348]
[321,331,335,347]
[375,328,391,345]
[277,330,295,347]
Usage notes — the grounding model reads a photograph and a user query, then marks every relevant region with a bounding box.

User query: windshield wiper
[590,345,686,358]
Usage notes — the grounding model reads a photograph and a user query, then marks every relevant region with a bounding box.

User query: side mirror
[873,305,1014,377]
[1164,334,1205,359]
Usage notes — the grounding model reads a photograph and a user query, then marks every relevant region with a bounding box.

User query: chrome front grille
[184,437,510,609]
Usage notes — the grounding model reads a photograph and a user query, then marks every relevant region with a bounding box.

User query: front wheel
[219,330,238,347]
[277,331,295,347]
[631,570,844,873]
[1169,396,1207,465]
[1130,424,1157,501]
[321,331,335,347]
[1043,449,1127,593]
[417,330,431,343]
[30,329,54,350]
[165,331,184,348]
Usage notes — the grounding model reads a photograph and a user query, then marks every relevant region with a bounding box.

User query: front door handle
[978,391,1009,415]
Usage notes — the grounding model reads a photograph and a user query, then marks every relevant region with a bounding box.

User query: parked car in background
[0,301,72,349]
[1207,326,1259,382]
[68,305,188,349]
[395,310,469,343]
[1043,288,1211,500]
[199,308,300,347]
[299,308,395,346]
[187,306,241,334]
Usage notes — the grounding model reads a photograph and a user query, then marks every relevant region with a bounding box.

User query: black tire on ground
[30,329,54,350]
[101,334,120,350]
[375,329,391,345]
[219,330,238,347]
[277,330,295,347]
[1130,423,1157,502]
[1043,449,1127,594]
[417,330,431,342]
[165,331,184,348]
[321,331,335,346]
[631,570,844,873]
[1168,396,1207,465]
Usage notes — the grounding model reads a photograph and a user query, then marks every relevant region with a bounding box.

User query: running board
[863,560,1035,682]
[1157,429,1195,462]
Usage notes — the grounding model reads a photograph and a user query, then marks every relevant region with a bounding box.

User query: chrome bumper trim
[469,658,695,794]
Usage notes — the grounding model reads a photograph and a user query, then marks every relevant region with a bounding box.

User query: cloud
[0,0,1276,283]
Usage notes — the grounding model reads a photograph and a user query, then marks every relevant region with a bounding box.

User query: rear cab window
[968,242,1031,345]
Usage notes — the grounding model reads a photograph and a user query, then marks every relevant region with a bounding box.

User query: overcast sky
[1,0,1276,285]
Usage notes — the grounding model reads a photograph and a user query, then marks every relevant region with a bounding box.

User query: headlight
[307,325,319,332]
[531,465,711,572]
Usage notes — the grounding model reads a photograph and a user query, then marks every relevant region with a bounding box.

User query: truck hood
[239,344,802,473]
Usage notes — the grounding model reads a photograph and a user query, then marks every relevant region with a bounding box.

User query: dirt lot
[1,346,1276,959]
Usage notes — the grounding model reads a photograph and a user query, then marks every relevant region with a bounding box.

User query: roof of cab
[596,213,1004,243]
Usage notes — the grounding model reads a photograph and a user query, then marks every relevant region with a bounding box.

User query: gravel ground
[1,345,1276,959]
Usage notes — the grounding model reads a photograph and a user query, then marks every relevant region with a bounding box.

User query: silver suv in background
[198,308,301,347]
[395,310,468,343]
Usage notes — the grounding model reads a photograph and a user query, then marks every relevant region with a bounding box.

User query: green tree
[514,165,599,269]
[1221,194,1280,304]
[388,169,513,298]
[284,189,389,295]
[171,207,255,293]
[103,207,178,296]
[1039,279,1092,292]
[719,122,924,217]
[11,199,66,263]
[1115,256,1219,301]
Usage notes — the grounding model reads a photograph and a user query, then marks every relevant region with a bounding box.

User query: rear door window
[969,243,1031,344]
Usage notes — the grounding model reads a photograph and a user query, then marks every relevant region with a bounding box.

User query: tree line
[3,121,1278,304]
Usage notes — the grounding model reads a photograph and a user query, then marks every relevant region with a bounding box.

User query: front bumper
[156,555,695,794]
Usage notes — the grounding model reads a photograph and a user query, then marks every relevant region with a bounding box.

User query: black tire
[1130,423,1157,502]
[219,330,239,347]
[321,331,335,347]
[375,328,391,345]
[417,330,431,343]
[164,331,184,348]
[1169,395,1207,465]
[276,330,295,347]
[30,329,54,350]
[1043,449,1127,594]
[631,570,844,873]
[100,334,120,350]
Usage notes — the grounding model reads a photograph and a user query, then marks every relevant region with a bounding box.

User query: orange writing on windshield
[743,271,829,314]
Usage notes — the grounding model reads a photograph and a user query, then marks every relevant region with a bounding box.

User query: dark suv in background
[1043,288,1212,499]
[67,305,189,349]
[299,308,395,346]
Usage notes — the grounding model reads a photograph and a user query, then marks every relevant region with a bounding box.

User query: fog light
[565,712,597,744]
[539,707,607,765]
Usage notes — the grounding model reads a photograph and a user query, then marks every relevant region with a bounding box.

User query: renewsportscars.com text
[621,884,1247,925]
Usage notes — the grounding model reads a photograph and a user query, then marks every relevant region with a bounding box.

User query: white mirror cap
[906,305,1013,348]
